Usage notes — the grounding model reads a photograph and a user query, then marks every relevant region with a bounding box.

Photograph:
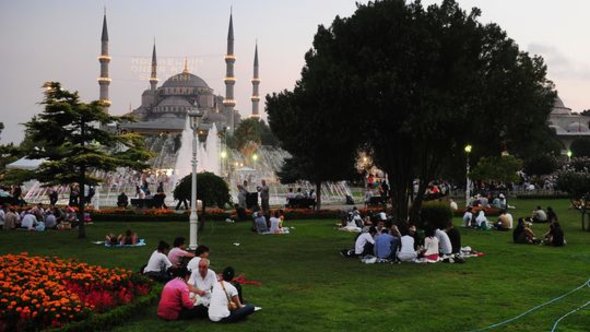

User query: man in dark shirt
[445,222,461,254]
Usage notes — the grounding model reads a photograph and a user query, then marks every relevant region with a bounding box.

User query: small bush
[419,202,452,229]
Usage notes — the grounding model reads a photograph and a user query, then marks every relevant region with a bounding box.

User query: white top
[209,281,238,322]
[21,214,37,230]
[505,213,514,229]
[435,229,452,254]
[424,236,439,256]
[463,211,473,224]
[476,211,487,227]
[399,235,415,254]
[144,250,173,273]
[269,217,281,233]
[450,201,458,211]
[354,232,375,255]
[188,268,217,307]
[186,256,202,273]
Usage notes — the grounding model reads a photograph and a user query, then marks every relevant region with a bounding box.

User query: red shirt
[157,278,194,320]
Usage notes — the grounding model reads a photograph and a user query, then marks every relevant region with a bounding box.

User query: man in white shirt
[354,227,377,256]
[435,228,452,255]
[187,245,210,272]
[188,258,217,308]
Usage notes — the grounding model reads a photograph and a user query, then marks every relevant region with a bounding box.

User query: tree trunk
[315,182,322,211]
[78,167,86,239]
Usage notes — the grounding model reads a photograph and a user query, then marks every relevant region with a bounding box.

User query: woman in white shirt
[397,226,418,262]
[269,211,283,234]
[143,241,173,283]
[475,210,488,230]
[209,267,256,323]
[422,228,440,262]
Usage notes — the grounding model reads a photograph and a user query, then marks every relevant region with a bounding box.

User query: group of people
[0,204,80,231]
[0,185,26,206]
[513,206,564,246]
[105,229,139,246]
[142,237,257,323]
[340,209,463,263]
[252,210,288,234]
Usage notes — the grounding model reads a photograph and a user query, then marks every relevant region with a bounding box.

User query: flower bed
[0,253,153,331]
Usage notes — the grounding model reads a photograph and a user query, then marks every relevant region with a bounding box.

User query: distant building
[548,96,590,152]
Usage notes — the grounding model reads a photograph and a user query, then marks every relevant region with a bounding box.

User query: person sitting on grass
[513,218,537,244]
[435,227,452,256]
[445,222,462,255]
[144,241,173,282]
[374,228,398,260]
[494,210,513,231]
[397,224,418,262]
[254,212,269,234]
[532,206,547,223]
[187,245,210,272]
[209,267,256,323]
[546,207,558,224]
[475,210,489,230]
[340,226,377,257]
[269,211,285,234]
[168,236,195,267]
[157,266,208,321]
[420,227,440,262]
[188,258,217,309]
[543,221,565,247]
[462,207,474,228]
[119,229,138,245]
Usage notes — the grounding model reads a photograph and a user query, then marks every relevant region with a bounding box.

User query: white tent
[6,157,45,171]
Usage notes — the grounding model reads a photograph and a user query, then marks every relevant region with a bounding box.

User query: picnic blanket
[92,239,147,248]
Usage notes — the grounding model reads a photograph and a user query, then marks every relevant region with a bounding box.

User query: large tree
[274,0,555,221]
[22,82,152,238]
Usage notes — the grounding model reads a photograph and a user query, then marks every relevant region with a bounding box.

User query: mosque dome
[566,122,590,133]
[162,72,210,89]
[551,96,572,115]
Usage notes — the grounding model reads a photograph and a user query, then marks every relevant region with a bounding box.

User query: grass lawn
[1,199,589,331]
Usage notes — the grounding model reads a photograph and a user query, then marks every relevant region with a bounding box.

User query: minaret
[149,40,158,92]
[250,42,260,119]
[223,9,236,131]
[98,9,111,111]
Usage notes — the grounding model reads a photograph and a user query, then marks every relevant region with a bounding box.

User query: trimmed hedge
[515,193,570,200]
[420,202,453,229]
[54,283,161,332]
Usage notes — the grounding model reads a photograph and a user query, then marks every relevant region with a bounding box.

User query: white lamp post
[188,107,203,250]
[464,144,472,208]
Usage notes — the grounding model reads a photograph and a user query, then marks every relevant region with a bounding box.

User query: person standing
[258,180,270,213]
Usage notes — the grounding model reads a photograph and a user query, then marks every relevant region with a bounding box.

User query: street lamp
[567,149,572,162]
[188,107,204,250]
[252,153,258,162]
[464,144,472,208]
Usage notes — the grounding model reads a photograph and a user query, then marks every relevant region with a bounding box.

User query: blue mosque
[96,11,261,135]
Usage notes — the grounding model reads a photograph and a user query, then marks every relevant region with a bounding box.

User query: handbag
[220,281,238,311]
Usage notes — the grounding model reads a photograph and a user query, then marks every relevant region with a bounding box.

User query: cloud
[528,43,590,81]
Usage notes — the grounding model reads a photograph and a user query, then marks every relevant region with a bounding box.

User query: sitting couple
[253,211,288,234]
[157,264,256,323]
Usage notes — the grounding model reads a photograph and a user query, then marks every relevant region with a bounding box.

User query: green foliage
[419,202,453,230]
[229,118,278,150]
[470,155,523,183]
[570,137,590,158]
[555,170,590,199]
[270,0,555,221]
[173,172,231,210]
[523,154,559,176]
[566,157,590,172]
[20,82,152,238]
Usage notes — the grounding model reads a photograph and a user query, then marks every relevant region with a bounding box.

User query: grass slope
[1,199,589,331]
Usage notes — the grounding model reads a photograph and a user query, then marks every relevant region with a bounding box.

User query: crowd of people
[1,203,82,231]
[340,208,464,263]
[141,237,257,323]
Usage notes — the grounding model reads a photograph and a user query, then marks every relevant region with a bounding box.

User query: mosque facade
[548,96,590,152]
[96,11,260,135]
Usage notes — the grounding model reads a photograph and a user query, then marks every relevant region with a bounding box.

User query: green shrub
[419,202,453,229]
